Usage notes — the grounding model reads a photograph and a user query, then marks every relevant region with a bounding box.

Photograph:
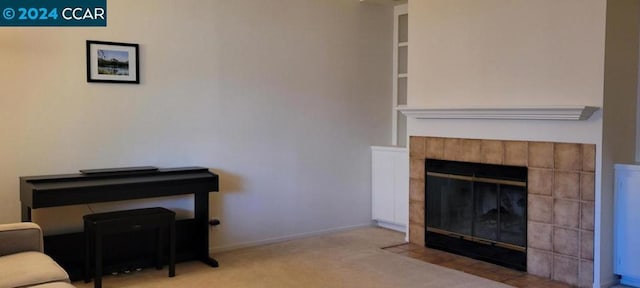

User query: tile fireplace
[409,137,595,287]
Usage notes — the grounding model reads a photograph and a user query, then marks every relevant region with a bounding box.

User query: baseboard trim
[209,223,374,253]
[374,221,406,233]
[600,278,619,288]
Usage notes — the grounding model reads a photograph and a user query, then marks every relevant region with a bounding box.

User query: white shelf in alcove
[398,73,408,78]
[396,105,599,121]
[398,42,408,47]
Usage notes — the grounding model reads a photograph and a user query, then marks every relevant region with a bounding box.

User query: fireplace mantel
[397,105,599,121]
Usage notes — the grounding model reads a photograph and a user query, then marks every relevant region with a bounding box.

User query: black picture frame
[86,40,139,84]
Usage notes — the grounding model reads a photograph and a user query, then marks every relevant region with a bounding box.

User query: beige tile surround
[408,136,595,287]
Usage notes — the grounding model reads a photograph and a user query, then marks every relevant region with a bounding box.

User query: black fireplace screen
[425,159,527,270]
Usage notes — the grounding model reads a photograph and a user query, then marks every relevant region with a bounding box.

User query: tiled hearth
[408,136,595,287]
[383,243,573,287]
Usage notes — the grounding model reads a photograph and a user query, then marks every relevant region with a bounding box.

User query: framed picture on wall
[86,40,139,84]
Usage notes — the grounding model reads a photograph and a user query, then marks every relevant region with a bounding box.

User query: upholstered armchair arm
[0,222,43,256]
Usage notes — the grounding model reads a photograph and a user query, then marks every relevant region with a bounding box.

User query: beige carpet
[73,227,513,288]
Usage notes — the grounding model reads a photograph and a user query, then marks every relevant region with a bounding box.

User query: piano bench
[83,207,176,288]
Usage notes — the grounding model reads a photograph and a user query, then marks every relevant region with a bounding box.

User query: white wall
[407,1,612,286]
[408,0,605,108]
[0,0,393,250]
[602,1,640,286]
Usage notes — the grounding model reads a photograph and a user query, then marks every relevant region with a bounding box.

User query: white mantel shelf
[397,105,599,121]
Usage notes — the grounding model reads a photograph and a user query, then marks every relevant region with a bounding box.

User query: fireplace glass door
[425,159,527,270]
[473,182,526,248]
[426,176,473,236]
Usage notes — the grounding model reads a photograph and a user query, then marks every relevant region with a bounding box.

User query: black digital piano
[20,166,219,279]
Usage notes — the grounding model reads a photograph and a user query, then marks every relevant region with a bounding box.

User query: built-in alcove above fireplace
[425,159,527,271]
[408,136,596,287]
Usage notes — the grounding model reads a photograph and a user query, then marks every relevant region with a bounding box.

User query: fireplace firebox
[425,159,527,271]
